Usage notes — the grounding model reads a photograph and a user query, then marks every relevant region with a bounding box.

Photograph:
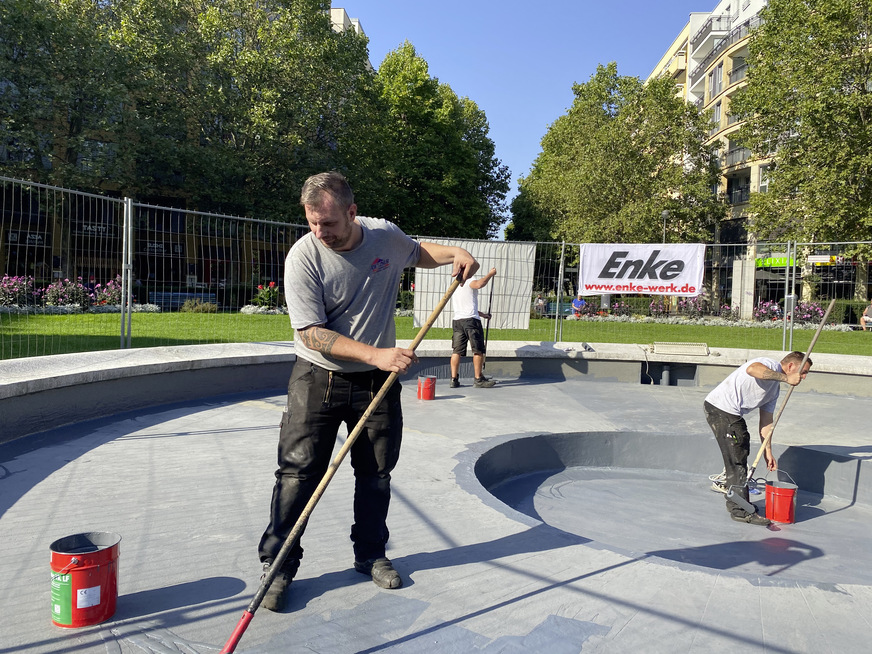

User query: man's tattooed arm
[296,326,339,356]
[746,362,786,382]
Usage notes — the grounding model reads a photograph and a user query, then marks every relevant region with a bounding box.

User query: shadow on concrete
[284,522,589,611]
[778,444,872,510]
[647,537,824,577]
[114,577,248,619]
[0,390,278,522]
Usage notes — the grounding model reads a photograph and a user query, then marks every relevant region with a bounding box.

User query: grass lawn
[2,312,870,359]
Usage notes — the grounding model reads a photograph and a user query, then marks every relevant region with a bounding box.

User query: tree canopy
[730,0,872,243]
[371,42,509,238]
[0,0,508,238]
[506,62,723,244]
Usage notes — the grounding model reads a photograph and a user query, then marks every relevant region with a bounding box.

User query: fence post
[126,198,134,347]
[120,198,133,349]
[555,242,565,342]
[782,241,790,351]
[120,198,129,349]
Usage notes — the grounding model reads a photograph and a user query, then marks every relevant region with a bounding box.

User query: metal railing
[723,147,752,167]
[689,15,763,86]
[690,14,732,50]
[728,63,748,85]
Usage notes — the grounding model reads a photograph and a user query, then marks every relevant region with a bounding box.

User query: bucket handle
[766,469,797,486]
[54,557,80,575]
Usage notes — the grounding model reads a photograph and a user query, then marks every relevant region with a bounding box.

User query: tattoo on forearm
[758,368,784,380]
[298,327,339,355]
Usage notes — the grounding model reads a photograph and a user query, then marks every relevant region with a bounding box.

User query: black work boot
[260,559,299,611]
[731,511,771,526]
[474,377,495,388]
[354,557,403,589]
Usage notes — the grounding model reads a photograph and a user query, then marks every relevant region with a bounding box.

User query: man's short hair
[300,171,354,209]
[782,351,812,368]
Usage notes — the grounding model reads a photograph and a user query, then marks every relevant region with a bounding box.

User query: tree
[372,42,509,238]
[730,0,872,242]
[0,0,133,190]
[508,62,723,243]
[3,4,506,234]
[114,0,378,219]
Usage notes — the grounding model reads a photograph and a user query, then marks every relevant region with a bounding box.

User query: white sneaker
[710,481,728,494]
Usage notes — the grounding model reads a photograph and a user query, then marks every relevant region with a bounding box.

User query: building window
[713,62,723,96]
[759,165,770,193]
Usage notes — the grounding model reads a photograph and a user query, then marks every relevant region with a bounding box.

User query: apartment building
[330,7,364,35]
[649,0,769,246]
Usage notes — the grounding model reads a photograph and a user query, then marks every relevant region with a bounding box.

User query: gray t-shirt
[285,216,421,372]
[704,357,782,416]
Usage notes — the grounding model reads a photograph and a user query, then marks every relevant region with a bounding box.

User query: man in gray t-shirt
[258,171,479,611]
[703,351,811,526]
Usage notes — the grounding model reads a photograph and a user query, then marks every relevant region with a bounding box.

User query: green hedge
[831,299,868,324]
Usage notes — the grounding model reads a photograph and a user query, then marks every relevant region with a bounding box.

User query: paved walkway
[1,370,871,653]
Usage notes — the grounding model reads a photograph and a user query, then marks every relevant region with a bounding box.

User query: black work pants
[259,359,403,569]
[704,401,753,518]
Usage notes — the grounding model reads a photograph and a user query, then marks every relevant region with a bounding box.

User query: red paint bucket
[417,375,436,400]
[50,532,121,628]
[765,481,798,524]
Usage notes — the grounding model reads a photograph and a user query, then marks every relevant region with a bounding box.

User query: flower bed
[240,304,288,315]
[0,303,161,314]
[571,313,852,331]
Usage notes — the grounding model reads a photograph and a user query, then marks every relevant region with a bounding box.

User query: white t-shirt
[705,357,782,416]
[452,281,480,320]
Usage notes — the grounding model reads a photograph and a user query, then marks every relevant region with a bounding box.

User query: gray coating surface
[2,372,871,653]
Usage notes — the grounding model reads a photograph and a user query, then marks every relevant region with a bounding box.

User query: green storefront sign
[755,256,795,268]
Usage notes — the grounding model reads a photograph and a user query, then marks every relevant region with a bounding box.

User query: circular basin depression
[474,432,872,586]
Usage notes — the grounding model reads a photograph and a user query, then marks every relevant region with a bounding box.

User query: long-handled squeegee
[219,277,463,654]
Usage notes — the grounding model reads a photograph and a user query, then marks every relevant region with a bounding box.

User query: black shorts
[452,318,486,355]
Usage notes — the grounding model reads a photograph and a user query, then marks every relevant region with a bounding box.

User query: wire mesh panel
[127,203,308,347]
[3,175,872,360]
[0,177,125,358]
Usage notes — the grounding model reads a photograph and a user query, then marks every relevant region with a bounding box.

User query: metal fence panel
[2,176,871,360]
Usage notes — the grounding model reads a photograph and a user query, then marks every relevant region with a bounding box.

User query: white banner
[414,239,536,330]
[578,244,706,296]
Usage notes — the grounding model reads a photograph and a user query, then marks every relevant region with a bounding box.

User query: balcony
[727,187,750,205]
[690,14,732,51]
[689,15,763,86]
[660,52,687,79]
[728,63,748,85]
[723,147,751,168]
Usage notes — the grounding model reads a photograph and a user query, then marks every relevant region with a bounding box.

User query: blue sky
[339,1,710,217]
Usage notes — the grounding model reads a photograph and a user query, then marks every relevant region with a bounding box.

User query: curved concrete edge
[1,340,870,443]
[472,431,871,506]
[0,342,298,443]
[0,341,297,398]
